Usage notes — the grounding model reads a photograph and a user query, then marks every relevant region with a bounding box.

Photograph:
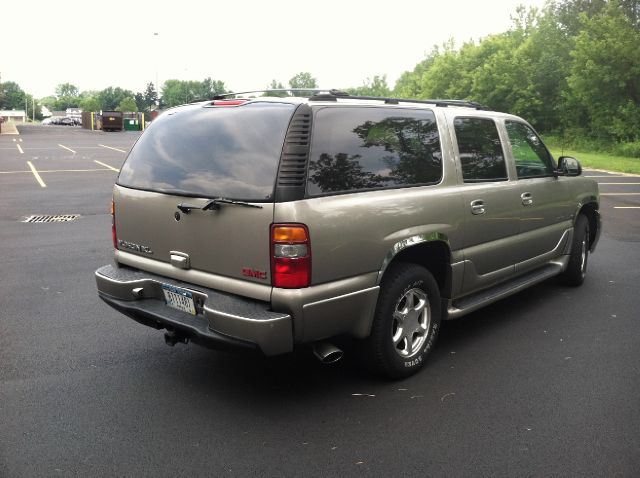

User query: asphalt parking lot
[1,125,639,477]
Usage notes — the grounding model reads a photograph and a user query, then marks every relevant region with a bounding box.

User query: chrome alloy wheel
[391,287,430,358]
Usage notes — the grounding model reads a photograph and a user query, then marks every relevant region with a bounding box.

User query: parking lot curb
[586,167,640,177]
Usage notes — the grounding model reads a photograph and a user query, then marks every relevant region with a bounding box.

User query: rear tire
[361,263,441,379]
[560,214,590,287]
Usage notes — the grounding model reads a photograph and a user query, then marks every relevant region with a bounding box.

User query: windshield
[117,102,296,201]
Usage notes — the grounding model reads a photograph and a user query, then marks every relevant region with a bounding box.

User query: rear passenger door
[503,121,573,268]
[452,117,520,293]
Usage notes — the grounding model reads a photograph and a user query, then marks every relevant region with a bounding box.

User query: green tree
[160,78,227,107]
[79,95,100,112]
[417,41,468,100]
[54,83,80,109]
[116,96,138,112]
[161,80,190,107]
[549,0,608,35]
[394,54,437,98]
[567,2,640,141]
[0,81,26,110]
[200,77,226,98]
[99,87,135,111]
[390,0,640,148]
[135,82,158,112]
[39,95,57,110]
[289,72,317,96]
[347,75,392,97]
[511,9,572,131]
[264,79,288,96]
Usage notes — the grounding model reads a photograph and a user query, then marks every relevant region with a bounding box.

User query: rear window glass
[307,107,442,196]
[454,117,507,183]
[117,102,295,200]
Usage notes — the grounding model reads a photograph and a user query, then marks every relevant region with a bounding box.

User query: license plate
[162,284,196,315]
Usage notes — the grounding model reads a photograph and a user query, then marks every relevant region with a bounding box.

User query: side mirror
[557,156,582,177]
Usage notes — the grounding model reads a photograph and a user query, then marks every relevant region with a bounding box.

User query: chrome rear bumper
[95,264,293,356]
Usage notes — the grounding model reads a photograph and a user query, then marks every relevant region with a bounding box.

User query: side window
[454,117,507,183]
[306,107,442,196]
[505,121,554,178]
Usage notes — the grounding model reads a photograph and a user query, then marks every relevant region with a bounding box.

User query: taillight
[111,198,118,249]
[271,224,311,288]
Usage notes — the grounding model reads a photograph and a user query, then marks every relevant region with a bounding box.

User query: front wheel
[361,263,441,379]
[560,214,590,286]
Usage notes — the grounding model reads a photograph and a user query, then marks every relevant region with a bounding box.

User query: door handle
[470,199,485,215]
[521,192,533,206]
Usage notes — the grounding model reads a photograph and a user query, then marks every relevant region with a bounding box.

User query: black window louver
[275,104,312,201]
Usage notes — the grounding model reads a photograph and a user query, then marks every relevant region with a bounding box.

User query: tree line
[391,0,640,154]
[1,0,637,155]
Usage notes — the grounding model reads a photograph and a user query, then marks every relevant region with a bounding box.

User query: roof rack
[211,89,338,100]
[211,89,488,110]
[308,91,488,110]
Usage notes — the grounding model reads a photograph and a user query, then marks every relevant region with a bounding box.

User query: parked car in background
[42,116,81,126]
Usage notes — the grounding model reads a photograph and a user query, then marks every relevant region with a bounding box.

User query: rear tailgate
[113,101,297,292]
[113,185,274,286]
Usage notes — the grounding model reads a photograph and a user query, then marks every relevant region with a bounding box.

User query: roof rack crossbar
[211,89,345,100]
[311,93,487,110]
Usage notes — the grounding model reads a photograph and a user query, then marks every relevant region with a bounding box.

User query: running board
[446,262,565,320]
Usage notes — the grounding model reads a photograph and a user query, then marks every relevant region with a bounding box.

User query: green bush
[543,134,640,159]
[614,141,640,158]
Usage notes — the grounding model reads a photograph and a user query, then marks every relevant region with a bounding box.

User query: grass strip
[549,148,640,175]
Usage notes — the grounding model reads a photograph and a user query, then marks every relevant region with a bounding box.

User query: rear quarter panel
[274,185,466,285]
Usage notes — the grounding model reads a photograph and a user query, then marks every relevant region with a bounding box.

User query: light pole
[154,32,160,106]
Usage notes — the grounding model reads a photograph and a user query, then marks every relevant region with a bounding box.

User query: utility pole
[154,33,160,105]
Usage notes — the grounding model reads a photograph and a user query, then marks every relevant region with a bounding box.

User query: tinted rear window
[117,102,295,200]
[454,117,507,183]
[307,107,442,196]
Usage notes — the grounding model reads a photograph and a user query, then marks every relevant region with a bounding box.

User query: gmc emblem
[242,268,267,280]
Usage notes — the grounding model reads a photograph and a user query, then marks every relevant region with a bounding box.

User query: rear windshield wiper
[177,198,263,213]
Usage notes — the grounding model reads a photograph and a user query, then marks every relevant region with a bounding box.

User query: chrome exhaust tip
[312,342,343,364]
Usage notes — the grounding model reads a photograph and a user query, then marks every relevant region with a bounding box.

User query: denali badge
[242,268,267,280]
[118,239,153,254]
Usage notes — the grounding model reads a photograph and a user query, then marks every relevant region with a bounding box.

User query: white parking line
[26,161,46,188]
[59,144,77,153]
[98,144,127,153]
[94,160,120,172]
[0,168,116,174]
[16,144,24,154]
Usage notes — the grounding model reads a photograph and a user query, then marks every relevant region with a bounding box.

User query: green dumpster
[124,118,141,131]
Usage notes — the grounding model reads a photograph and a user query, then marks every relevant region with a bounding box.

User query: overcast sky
[2,0,549,98]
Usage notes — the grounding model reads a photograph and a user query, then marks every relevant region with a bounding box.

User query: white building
[0,110,27,123]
